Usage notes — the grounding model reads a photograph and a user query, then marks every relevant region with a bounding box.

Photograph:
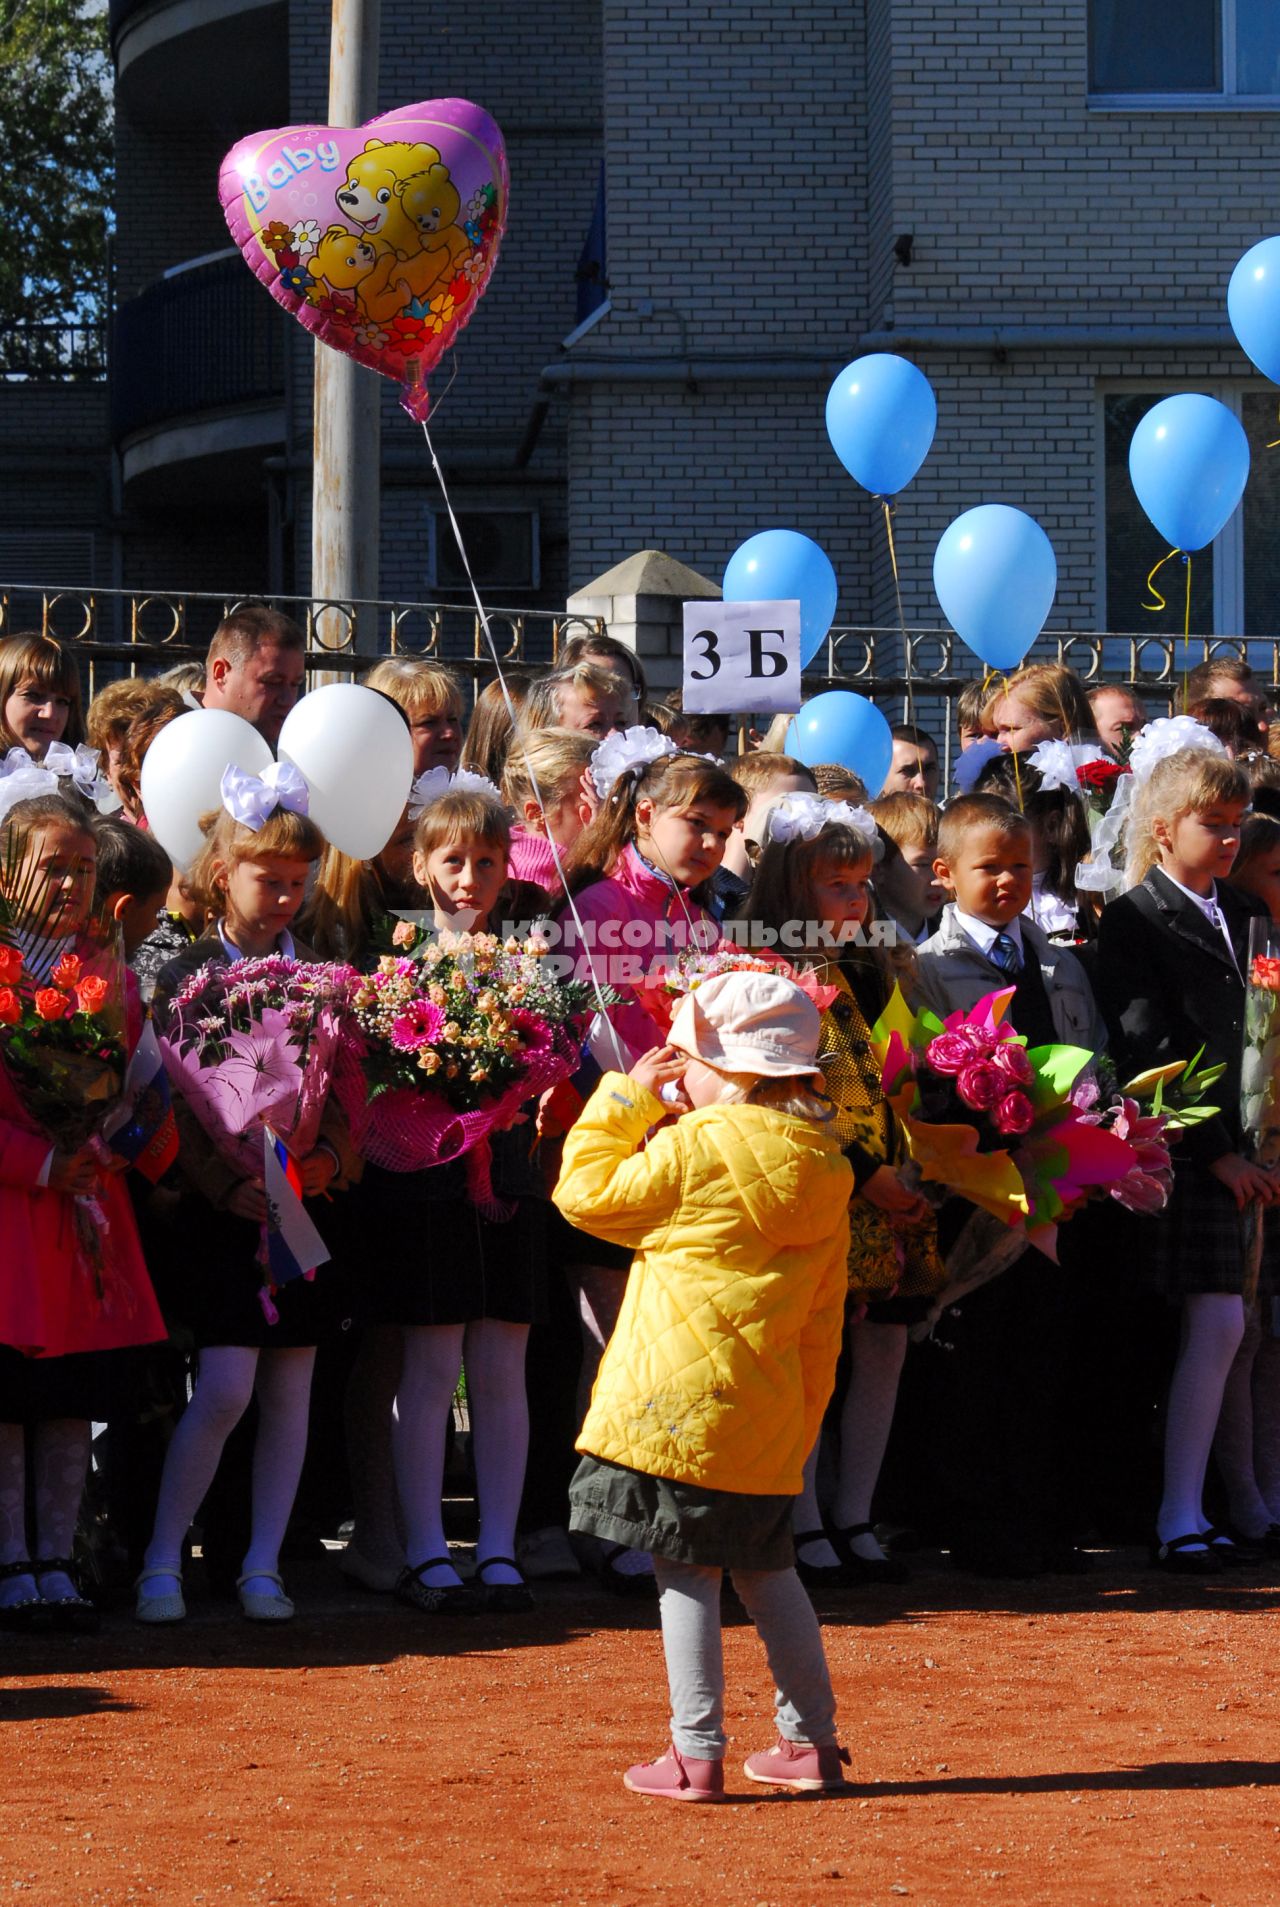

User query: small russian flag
[262,1128,331,1286]
[103,1020,179,1184]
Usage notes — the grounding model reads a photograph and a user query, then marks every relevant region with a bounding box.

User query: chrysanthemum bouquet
[337,925,597,1189]
[156,955,357,1177]
[634,945,839,1037]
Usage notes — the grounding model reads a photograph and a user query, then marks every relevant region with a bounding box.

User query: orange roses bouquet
[0,938,128,1148]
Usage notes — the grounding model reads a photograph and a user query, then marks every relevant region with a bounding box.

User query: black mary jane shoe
[830,1522,910,1585]
[394,1557,479,1616]
[33,1558,100,1634]
[1149,1533,1223,1576]
[474,1556,534,1614]
[0,1560,48,1632]
[1202,1525,1262,1568]
[793,1530,852,1588]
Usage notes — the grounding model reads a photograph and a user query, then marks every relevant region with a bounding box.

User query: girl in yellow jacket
[554,970,855,1802]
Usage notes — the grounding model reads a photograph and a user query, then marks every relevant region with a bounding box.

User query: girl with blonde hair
[1097,748,1279,1572]
[500,726,596,893]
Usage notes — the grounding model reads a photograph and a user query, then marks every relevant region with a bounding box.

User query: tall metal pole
[312,0,381,653]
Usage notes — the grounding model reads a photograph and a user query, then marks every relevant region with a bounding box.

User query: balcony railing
[0,324,107,382]
[110,257,285,441]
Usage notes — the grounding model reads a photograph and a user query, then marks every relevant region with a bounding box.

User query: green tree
[0,0,112,371]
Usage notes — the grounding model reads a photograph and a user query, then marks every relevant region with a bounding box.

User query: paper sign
[681,600,802,715]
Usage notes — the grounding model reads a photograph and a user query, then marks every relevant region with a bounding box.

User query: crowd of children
[2,618,1280,1796]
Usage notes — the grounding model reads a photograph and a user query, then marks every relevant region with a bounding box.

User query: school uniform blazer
[1094,867,1266,1168]
[915,907,1107,1052]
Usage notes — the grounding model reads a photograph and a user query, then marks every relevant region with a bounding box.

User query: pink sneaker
[743,1737,851,1792]
[623,1745,726,1802]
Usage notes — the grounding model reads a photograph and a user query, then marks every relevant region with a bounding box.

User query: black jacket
[1094,866,1266,1166]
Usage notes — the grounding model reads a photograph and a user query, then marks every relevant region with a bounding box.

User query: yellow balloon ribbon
[1142,546,1183,614]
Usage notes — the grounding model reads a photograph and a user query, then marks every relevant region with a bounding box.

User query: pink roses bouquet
[872,985,1157,1257]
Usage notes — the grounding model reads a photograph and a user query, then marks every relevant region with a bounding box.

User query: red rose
[34,989,67,1022]
[1077,760,1128,791]
[0,945,22,985]
[0,987,19,1026]
[76,975,109,1014]
[51,952,82,989]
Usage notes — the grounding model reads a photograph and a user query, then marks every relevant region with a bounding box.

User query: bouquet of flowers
[0,942,126,1147]
[872,984,1160,1255]
[634,945,839,1037]
[155,955,358,1178]
[1242,927,1280,1169]
[336,925,597,1201]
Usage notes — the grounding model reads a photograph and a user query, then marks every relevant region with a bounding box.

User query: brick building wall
[561,0,1280,660]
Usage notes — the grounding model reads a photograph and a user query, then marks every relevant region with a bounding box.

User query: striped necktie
[990,930,1022,975]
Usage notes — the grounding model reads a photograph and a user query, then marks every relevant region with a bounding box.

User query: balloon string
[881,498,918,735]
[1269,399,1280,450]
[417,416,628,1073]
[1001,674,1024,816]
[1181,551,1193,711]
[1141,546,1182,615]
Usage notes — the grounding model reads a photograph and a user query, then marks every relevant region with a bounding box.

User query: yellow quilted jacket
[554,1073,853,1495]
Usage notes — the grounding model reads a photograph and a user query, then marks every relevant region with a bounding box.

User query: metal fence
[0,584,604,703]
[0,578,1270,735]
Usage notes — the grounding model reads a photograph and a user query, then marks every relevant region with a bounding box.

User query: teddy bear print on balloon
[220,99,507,417]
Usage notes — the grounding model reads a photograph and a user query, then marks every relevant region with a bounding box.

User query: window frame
[1096,381,1262,637]
[1088,0,1280,107]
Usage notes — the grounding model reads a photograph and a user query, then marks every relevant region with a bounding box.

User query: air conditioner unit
[428,509,540,593]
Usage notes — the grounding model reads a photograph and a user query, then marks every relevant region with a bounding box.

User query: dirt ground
[2,1549,1278,1907]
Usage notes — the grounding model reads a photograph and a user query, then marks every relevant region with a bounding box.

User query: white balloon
[277,683,413,859]
[140,709,273,870]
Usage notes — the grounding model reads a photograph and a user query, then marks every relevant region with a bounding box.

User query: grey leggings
[652,1556,838,1760]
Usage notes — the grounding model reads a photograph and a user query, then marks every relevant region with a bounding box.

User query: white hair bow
[220,761,311,831]
[1127,715,1227,784]
[0,749,61,823]
[406,766,503,821]
[589,725,679,800]
[1026,739,1116,794]
[43,741,119,813]
[762,791,883,859]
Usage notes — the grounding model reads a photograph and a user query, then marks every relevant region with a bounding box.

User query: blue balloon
[932,505,1057,674]
[1128,394,1250,552]
[723,530,838,668]
[824,353,937,496]
[1229,236,1280,384]
[786,691,893,794]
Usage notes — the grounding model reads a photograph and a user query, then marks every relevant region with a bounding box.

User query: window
[1102,389,1280,644]
[1090,0,1280,100]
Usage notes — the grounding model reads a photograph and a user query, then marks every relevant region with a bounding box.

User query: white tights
[393,1319,529,1589]
[1212,1300,1280,1537]
[140,1344,316,1598]
[793,1320,907,1567]
[0,1418,90,1606]
[1158,1293,1246,1547]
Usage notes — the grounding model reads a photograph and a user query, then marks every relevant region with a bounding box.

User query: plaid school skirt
[1139,1160,1279,1301]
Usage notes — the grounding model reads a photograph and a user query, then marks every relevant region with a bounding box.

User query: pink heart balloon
[219,98,507,419]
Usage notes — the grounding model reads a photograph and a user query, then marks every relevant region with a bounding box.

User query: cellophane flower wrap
[335,924,594,1193]
[635,945,840,1038]
[1242,923,1280,1168]
[870,984,1155,1258]
[0,819,138,1305]
[155,955,357,1177]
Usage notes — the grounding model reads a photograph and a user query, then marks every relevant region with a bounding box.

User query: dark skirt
[568,1453,795,1572]
[157,1197,354,1350]
[355,1169,548,1328]
[1140,1162,1280,1300]
[0,1343,149,1423]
